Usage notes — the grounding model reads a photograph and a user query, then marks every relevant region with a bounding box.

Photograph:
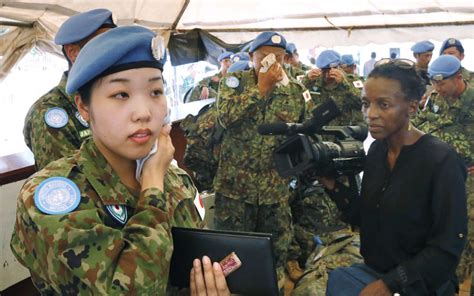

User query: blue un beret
[66,26,166,94]
[249,31,287,53]
[316,50,341,69]
[285,43,297,55]
[340,54,354,66]
[410,40,434,54]
[231,52,250,63]
[54,8,115,45]
[428,55,461,81]
[228,61,252,73]
[218,51,233,62]
[439,38,464,55]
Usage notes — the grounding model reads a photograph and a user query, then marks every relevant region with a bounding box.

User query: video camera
[257,99,367,180]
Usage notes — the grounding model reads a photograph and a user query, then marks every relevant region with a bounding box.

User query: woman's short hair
[368,60,425,102]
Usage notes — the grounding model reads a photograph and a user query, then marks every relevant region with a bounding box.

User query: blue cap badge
[34,177,81,215]
[45,107,69,128]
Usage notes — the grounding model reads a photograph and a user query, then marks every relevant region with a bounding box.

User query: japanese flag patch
[353,80,364,89]
[302,90,312,102]
[194,191,205,220]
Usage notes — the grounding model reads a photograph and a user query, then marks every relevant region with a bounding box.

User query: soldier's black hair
[77,78,96,105]
[368,63,425,102]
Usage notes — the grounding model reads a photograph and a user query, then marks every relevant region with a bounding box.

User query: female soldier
[11,25,228,295]
[322,60,467,295]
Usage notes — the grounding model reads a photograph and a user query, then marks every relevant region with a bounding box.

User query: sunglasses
[374,58,416,69]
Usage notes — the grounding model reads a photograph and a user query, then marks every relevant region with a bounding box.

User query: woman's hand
[317,177,336,191]
[359,280,392,296]
[141,124,175,191]
[190,256,231,296]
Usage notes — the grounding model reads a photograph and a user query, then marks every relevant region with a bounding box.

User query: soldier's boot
[287,260,304,282]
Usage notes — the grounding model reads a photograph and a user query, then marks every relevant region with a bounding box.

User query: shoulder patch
[352,80,364,89]
[105,205,128,224]
[225,76,240,88]
[44,107,69,128]
[75,111,89,127]
[34,177,81,215]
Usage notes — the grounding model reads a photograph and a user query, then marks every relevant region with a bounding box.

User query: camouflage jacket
[415,83,474,164]
[11,138,203,295]
[302,72,364,126]
[215,69,314,204]
[181,102,221,191]
[285,62,312,80]
[198,72,223,91]
[23,73,91,170]
[461,66,472,82]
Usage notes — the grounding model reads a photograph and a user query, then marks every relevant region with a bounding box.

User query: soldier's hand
[307,68,322,80]
[317,177,336,191]
[141,124,175,191]
[358,280,391,296]
[328,68,345,84]
[258,62,284,97]
[468,166,474,175]
[190,256,231,296]
[200,86,210,100]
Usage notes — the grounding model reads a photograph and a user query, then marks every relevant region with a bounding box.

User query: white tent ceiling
[1,0,474,80]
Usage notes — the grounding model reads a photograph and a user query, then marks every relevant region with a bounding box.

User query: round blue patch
[44,107,69,128]
[34,177,81,215]
[226,76,240,88]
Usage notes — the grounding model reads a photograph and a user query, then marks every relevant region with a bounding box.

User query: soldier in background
[439,38,472,82]
[188,51,233,102]
[285,42,312,81]
[230,51,250,64]
[214,31,314,290]
[302,49,363,126]
[340,54,358,76]
[415,55,474,288]
[411,40,434,86]
[23,9,116,170]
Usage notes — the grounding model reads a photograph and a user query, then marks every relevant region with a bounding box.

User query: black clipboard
[169,227,279,296]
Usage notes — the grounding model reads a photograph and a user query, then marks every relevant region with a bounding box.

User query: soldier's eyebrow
[108,78,130,84]
[148,76,162,82]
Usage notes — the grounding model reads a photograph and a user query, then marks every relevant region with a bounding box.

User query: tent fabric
[1,0,474,80]
[168,29,252,66]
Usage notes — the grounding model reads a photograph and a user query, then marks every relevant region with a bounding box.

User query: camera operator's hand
[190,256,230,296]
[328,68,345,84]
[258,62,284,97]
[317,177,336,191]
[306,68,322,81]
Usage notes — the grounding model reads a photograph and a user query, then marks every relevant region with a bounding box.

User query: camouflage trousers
[457,174,474,283]
[288,184,346,266]
[291,231,363,296]
[213,193,293,276]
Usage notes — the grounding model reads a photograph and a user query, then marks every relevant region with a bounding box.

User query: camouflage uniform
[24,73,91,170]
[415,83,474,283]
[286,62,312,81]
[10,138,203,295]
[180,102,221,191]
[214,69,313,275]
[288,73,364,266]
[291,230,363,296]
[461,66,472,82]
[187,73,222,103]
[302,72,364,126]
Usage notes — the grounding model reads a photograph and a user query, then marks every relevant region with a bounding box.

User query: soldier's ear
[75,95,90,122]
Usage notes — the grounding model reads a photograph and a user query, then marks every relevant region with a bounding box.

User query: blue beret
[410,40,434,54]
[249,31,287,53]
[428,55,461,81]
[66,26,166,94]
[55,8,115,45]
[316,50,341,69]
[228,61,252,73]
[340,54,354,66]
[231,52,250,63]
[286,43,297,55]
[218,51,233,62]
[439,38,464,55]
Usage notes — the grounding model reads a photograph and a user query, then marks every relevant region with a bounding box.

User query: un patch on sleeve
[44,107,69,128]
[225,76,240,88]
[34,177,81,215]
